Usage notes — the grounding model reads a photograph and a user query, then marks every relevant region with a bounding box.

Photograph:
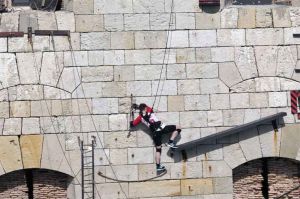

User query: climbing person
[129,103,181,172]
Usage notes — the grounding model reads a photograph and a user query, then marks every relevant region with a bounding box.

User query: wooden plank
[176,112,287,151]
[0,32,24,37]
[34,30,70,36]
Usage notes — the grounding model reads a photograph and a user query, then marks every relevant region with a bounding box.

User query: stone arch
[0,168,73,199]
[233,157,300,198]
[222,123,300,170]
[229,76,300,93]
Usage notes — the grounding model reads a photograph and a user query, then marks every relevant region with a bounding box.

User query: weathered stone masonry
[0,0,300,198]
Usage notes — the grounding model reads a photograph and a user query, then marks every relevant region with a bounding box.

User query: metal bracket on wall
[0,32,24,37]
[34,30,70,36]
[293,34,300,38]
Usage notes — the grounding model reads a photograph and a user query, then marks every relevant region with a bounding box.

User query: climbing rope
[152,0,175,110]
[97,170,167,183]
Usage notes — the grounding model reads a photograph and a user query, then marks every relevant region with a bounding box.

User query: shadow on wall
[166,117,286,163]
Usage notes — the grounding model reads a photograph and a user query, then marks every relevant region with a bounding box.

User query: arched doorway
[0,169,73,199]
[233,157,300,199]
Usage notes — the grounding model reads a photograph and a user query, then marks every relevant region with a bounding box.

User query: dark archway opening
[0,169,73,198]
[233,157,300,199]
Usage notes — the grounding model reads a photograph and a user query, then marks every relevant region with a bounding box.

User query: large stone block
[30,101,52,117]
[208,110,223,127]
[82,66,113,82]
[3,118,22,135]
[125,14,150,30]
[167,64,186,79]
[176,13,195,29]
[22,118,40,135]
[64,51,88,66]
[96,183,129,199]
[0,136,23,172]
[280,124,300,159]
[111,32,135,49]
[75,15,104,32]
[44,86,71,100]
[189,30,217,47]
[156,112,180,125]
[94,0,133,14]
[258,125,281,157]
[37,11,57,30]
[176,48,196,64]
[73,0,94,14]
[104,131,137,148]
[81,32,110,50]
[219,62,242,87]
[125,50,151,65]
[210,94,229,110]
[114,65,135,81]
[0,102,9,118]
[19,11,38,33]
[151,49,176,64]
[181,179,213,195]
[104,50,125,65]
[221,8,238,28]
[129,180,180,198]
[0,12,19,31]
[165,0,201,12]
[127,81,152,96]
[81,115,109,132]
[223,143,246,169]
[249,93,268,108]
[57,67,81,93]
[178,80,200,95]
[0,38,7,52]
[20,135,43,168]
[256,8,272,28]
[135,96,168,112]
[200,79,229,94]
[0,53,19,88]
[255,77,281,92]
[152,80,177,96]
[110,148,128,165]
[196,13,220,29]
[135,31,167,49]
[102,82,127,97]
[176,128,201,145]
[211,47,234,63]
[234,47,257,80]
[184,95,210,111]
[202,161,232,178]
[230,93,249,109]
[238,8,256,28]
[138,164,171,181]
[197,144,223,161]
[239,128,262,161]
[168,96,184,112]
[289,7,300,27]
[272,8,291,28]
[246,28,284,45]
[150,13,176,30]
[92,98,118,114]
[55,11,75,32]
[180,111,207,128]
[104,14,124,31]
[196,48,211,63]
[88,51,104,66]
[135,65,165,80]
[128,147,154,164]
[109,114,128,131]
[268,92,287,107]
[105,165,138,182]
[168,31,189,48]
[170,162,202,179]
[223,109,245,126]
[40,52,64,87]
[213,177,233,194]
[217,29,245,46]
[16,53,41,84]
[10,101,30,118]
[133,0,164,13]
[186,63,218,79]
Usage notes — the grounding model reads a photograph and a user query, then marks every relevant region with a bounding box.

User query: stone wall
[0,0,300,198]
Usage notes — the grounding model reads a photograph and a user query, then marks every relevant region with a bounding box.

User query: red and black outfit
[130,105,177,146]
